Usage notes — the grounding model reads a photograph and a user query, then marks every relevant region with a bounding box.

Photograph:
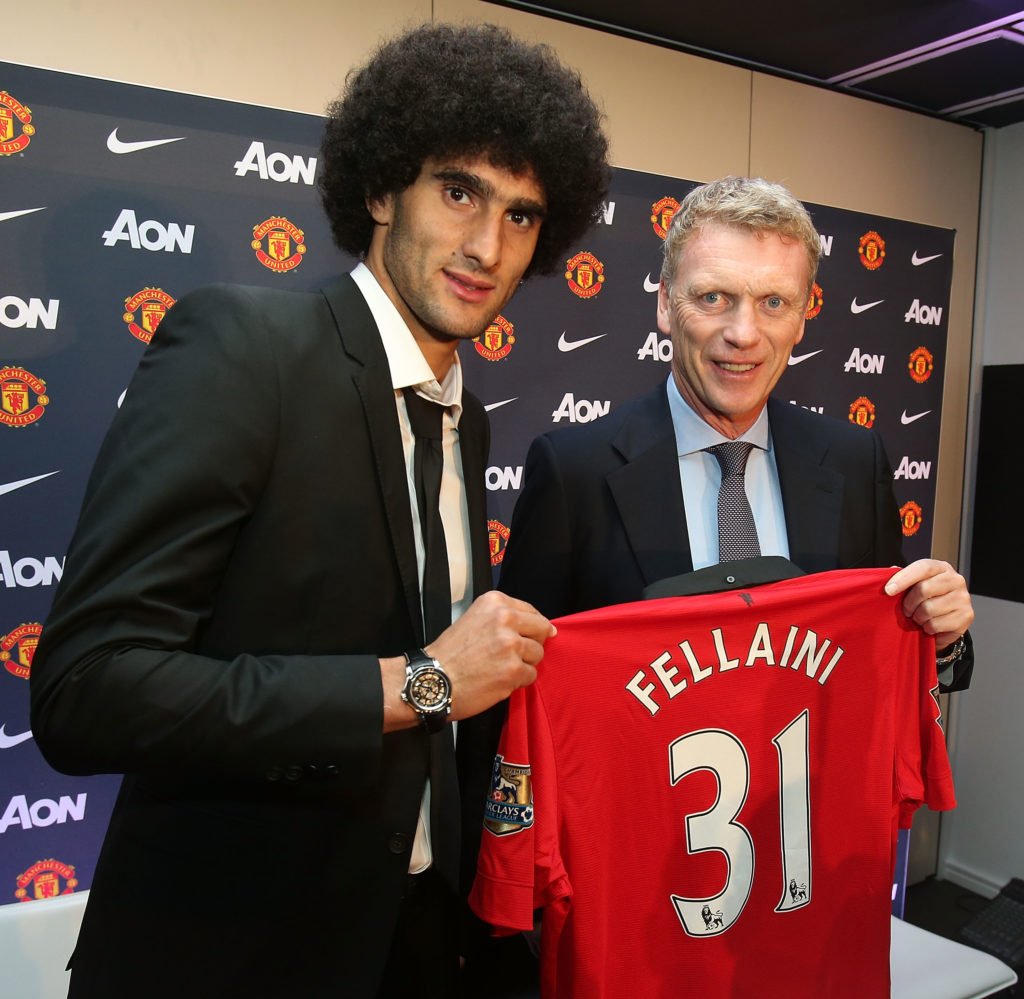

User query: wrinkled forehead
[673,223,814,291]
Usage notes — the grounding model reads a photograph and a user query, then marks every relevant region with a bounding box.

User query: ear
[656,280,672,335]
[793,317,806,345]
[366,192,395,226]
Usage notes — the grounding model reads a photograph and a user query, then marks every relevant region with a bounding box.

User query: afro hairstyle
[319,22,610,277]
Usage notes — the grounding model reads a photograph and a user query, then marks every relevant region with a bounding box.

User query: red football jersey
[469,568,955,998]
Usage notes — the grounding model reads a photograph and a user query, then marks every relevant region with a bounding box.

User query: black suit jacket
[31,276,498,997]
[499,385,972,689]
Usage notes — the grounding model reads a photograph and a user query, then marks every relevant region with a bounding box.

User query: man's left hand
[884,559,974,652]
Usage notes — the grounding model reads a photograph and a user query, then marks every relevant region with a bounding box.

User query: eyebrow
[433,167,548,219]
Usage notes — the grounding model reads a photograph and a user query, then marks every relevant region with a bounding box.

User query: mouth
[716,361,758,373]
[444,269,496,303]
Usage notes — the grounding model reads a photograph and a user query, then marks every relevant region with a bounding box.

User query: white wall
[978,124,1024,370]
[12,0,430,115]
[940,121,1024,896]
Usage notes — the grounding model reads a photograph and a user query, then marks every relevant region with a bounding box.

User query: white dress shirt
[351,263,473,872]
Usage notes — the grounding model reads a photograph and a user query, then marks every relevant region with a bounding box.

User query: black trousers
[376,870,540,998]
[377,869,460,998]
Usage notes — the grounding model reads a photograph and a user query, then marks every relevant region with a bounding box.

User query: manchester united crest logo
[565,251,605,299]
[123,288,175,344]
[908,346,934,383]
[650,196,680,241]
[251,216,306,272]
[473,315,515,361]
[15,860,78,902]
[900,500,924,537]
[488,519,510,566]
[1,622,42,680]
[858,230,886,271]
[805,282,824,320]
[483,755,534,837]
[0,91,35,156]
[0,367,49,428]
[848,396,876,428]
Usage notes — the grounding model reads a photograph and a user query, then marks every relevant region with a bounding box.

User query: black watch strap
[401,649,452,734]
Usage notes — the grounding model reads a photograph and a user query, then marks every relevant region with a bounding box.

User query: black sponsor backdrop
[0,62,953,905]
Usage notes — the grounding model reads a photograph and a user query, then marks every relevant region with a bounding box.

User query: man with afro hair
[31,21,610,999]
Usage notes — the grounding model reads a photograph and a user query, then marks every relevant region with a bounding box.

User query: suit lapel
[768,398,845,572]
[606,386,695,585]
[322,276,424,641]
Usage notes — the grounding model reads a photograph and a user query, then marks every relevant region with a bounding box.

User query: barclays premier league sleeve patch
[483,755,534,836]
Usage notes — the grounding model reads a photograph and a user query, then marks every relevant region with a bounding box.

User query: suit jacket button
[284,765,303,782]
[266,766,283,782]
[388,833,408,854]
[324,765,340,779]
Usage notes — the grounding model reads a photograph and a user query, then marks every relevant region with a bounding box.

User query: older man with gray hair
[499,174,974,688]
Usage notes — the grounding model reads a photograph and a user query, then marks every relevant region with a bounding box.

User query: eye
[766,295,783,309]
[702,292,721,305]
[445,186,471,204]
[507,209,538,229]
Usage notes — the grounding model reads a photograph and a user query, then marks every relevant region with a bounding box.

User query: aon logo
[234,141,317,184]
[102,209,194,253]
[637,331,673,362]
[0,296,59,330]
[844,348,884,374]
[552,393,610,424]
[904,300,943,326]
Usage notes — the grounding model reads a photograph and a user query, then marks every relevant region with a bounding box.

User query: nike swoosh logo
[787,350,822,366]
[912,251,942,266]
[850,298,884,314]
[643,274,660,293]
[0,725,33,749]
[0,208,45,223]
[0,470,60,497]
[558,331,607,352]
[901,409,931,425]
[107,128,186,154]
[484,398,517,412]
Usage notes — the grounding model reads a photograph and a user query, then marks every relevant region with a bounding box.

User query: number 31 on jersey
[669,710,811,936]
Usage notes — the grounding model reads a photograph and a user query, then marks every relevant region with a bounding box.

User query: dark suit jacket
[499,384,972,690]
[30,276,498,997]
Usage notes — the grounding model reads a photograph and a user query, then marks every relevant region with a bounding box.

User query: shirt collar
[665,374,770,456]
[350,263,463,423]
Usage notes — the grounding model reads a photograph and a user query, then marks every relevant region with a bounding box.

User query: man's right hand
[380,590,555,731]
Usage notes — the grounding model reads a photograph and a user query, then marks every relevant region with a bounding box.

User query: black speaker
[969,364,1024,603]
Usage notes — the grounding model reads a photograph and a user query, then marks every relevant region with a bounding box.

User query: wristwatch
[401,650,452,733]
[935,636,966,667]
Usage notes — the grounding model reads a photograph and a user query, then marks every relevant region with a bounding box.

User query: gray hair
[661,176,821,293]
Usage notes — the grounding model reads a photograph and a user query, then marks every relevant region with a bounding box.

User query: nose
[723,299,760,348]
[462,209,504,271]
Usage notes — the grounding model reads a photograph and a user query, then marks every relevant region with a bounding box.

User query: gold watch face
[410,668,449,711]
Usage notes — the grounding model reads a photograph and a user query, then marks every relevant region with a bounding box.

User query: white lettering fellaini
[470,567,955,999]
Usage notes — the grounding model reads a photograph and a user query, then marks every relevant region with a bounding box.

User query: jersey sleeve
[468,682,572,935]
[894,629,957,828]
